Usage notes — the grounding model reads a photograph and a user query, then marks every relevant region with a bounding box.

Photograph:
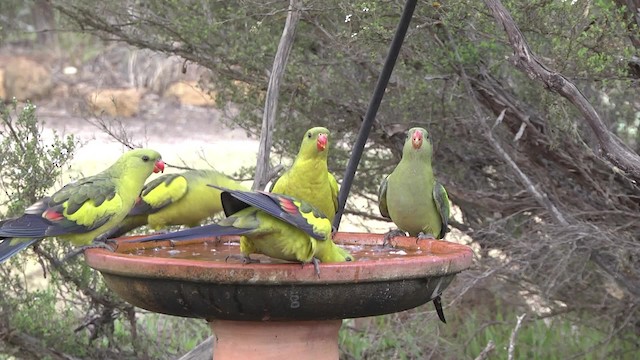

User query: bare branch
[474,340,495,360]
[487,110,569,226]
[252,0,302,190]
[507,313,526,360]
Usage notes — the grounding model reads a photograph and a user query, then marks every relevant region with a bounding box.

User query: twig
[507,313,526,360]
[83,117,141,149]
[343,208,390,222]
[590,251,640,297]
[177,336,213,360]
[486,110,569,226]
[31,247,133,311]
[474,340,495,360]
[252,0,302,190]
[0,321,81,360]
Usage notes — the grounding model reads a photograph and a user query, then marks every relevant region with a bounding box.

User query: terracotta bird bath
[84,232,472,360]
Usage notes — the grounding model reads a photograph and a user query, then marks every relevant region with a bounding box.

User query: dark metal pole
[333,0,418,229]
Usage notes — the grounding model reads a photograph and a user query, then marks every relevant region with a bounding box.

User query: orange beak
[317,133,328,152]
[154,160,165,173]
[412,130,423,150]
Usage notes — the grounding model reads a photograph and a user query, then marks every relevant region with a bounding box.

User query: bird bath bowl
[85,232,473,360]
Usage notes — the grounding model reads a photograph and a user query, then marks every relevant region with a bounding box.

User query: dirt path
[36,99,260,180]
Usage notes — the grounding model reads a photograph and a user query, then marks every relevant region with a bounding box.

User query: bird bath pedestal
[84,232,473,360]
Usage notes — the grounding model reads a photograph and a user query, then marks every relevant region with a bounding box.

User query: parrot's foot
[417,232,437,241]
[433,295,446,324]
[225,254,260,264]
[382,229,407,247]
[62,242,116,262]
[94,233,120,250]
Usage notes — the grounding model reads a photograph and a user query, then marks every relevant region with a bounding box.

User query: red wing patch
[43,209,64,222]
[279,197,300,216]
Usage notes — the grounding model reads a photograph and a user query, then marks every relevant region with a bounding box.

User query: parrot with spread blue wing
[126,186,353,275]
[0,148,164,262]
[378,127,451,323]
[108,169,248,238]
[270,127,339,222]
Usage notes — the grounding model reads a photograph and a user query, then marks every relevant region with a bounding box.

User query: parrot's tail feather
[0,237,41,263]
[0,214,53,238]
[124,224,251,243]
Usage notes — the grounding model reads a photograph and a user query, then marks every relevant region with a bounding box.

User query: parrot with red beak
[108,169,248,238]
[0,148,164,262]
[271,127,339,223]
[378,127,450,323]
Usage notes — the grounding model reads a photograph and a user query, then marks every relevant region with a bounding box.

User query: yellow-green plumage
[0,148,164,262]
[111,169,248,237]
[379,127,450,239]
[271,127,339,222]
[229,196,348,265]
[234,208,320,264]
[128,188,353,272]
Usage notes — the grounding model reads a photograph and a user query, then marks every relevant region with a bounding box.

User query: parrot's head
[299,127,330,158]
[405,127,432,159]
[118,149,164,179]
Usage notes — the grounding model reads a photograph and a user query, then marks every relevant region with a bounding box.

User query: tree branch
[474,340,495,360]
[507,313,526,360]
[252,0,302,190]
[483,0,640,183]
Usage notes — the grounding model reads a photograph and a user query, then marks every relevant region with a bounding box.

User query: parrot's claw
[417,232,437,242]
[433,295,447,324]
[311,257,321,278]
[225,254,260,264]
[382,229,407,247]
[331,225,338,239]
[62,242,116,262]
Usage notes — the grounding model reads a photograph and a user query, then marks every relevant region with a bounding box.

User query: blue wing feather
[210,185,325,240]
[124,223,251,243]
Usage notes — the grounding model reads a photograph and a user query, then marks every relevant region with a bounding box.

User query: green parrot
[378,127,451,323]
[0,148,164,262]
[108,169,248,238]
[271,127,339,222]
[128,186,354,275]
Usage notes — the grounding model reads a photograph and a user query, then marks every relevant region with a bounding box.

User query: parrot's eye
[307,132,312,138]
[141,155,150,162]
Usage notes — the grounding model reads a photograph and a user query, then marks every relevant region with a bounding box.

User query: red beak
[154,160,165,173]
[412,130,423,149]
[317,133,328,151]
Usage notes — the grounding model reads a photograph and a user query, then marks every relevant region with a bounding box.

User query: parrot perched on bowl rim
[0,148,164,263]
[126,186,354,275]
[270,126,339,223]
[108,169,248,238]
[378,126,450,323]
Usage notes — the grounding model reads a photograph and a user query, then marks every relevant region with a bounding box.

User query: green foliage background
[1,0,639,358]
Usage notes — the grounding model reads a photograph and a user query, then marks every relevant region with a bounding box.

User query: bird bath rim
[84,232,473,285]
